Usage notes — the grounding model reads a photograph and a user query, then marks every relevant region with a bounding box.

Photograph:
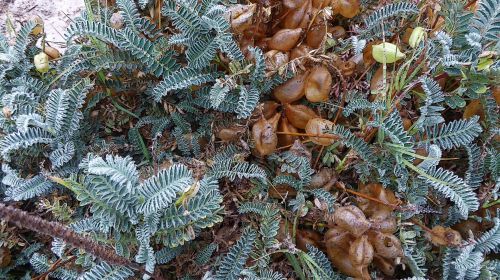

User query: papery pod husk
[337,60,356,76]
[409,26,426,48]
[296,229,323,251]
[330,25,346,38]
[370,216,397,233]
[333,205,371,237]
[363,40,381,66]
[357,183,398,220]
[373,255,396,276]
[282,0,312,29]
[402,117,413,131]
[349,235,374,266]
[44,46,61,60]
[305,118,335,146]
[370,66,392,97]
[283,0,307,9]
[324,226,354,250]
[284,103,319,129]
[371,42,405,64]
[252,114,280,157]
[312,0,332,8]
[331,0,360,18]
[309,167,334,189]
[34,52,49,73]
[260,101,281,119]
[265,50,290,72]
[326,246,370,279]
[217,126,245,142]
[367,230,403,259]
[304,66,332,102]
[426,225,462,247]
[305,25,331,48]
[229,4,256,34]
[268,28,303,51]
[278,116,299,147]
[290,45,312,60]
[273,71,309,103]
[463,99,485,121]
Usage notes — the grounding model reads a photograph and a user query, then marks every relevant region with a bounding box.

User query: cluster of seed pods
[324,183,403,279]
[228,0,362,156]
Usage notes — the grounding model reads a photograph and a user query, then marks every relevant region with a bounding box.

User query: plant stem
[276,131,340,139]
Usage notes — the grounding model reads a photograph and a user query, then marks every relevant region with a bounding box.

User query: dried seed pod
[370,216,397,233]
[463,99,485,121]
[309,167,333,189]
[31,15,44,35]
[268,28,303,52]
[312,0,332,8]
[0,247,11,268]
[34,52,49,73]
[305,118,335,146]
[305,25,329,48]
[324,226,353,250]
[338,60,356,76]
[283,0,307,9]
[367,231,403,259]
[290,45,311,60]
[278,116,299,147]
[217,126,245,142]
[229,4,256,34]
[282,0,311,29]
[261,101,281,119]
[44,46,60,60]
[402,117,413,131]
[305,66,332,102]
[333,205,371,237]
[426,225,463,247]
[265,50,290,72]
[409,26,426,48]
[358,183,398,220]
[370,66,392,96]
[110,12,124,29]
[349,235,374,266]
[373,255,396,276]
[284,104,318,129]
[252,114,279,156]
[273,72,308,103]
[330,25,346,39]
[296,229,323,251]
[332,0,360,18]
[326,246,370,279]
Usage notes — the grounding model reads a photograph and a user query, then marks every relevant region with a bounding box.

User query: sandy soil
[0,0,85,48]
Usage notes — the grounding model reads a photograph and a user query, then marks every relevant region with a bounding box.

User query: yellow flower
[372,42,405,64]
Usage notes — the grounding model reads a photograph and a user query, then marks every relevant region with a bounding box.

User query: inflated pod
[290,45,311,60]
[284,104,318,129]
[367,231,403,259]
[273,71,308,103]
[261,101,281,119]
[296,229,323,251]
[268,28,303,51]
[305,118,335,146]
[330,25,346,38]
[370,216,397,233]
[229,4,256,34]
[338,60,356,76]
[282,0,311,29]
[373,256,396,276]
[278,116,299,147]
[265,50,290,71]
[324,226,353,251]
[305,25,331,48]
[358,183,398,219]
[217,126,245,142]
[252,114,280,156]
[333,205,371,237]
[349,235,374,266]
[326,246,370,279]
[332,0,360,18]
[312,0,332,8]
[283,0,307,9]
[44,46,60,60]
[305,66,332,102]
[309,167,334,189]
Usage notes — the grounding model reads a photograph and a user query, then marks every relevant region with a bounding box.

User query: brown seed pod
[304,66,332,102]
[31,15,44,35]
[367,230,403,259]
[290,45,311,60]
[283,0,307,9]
[44,46,60,60]
[265,50,290,72]
[284,104,318,129]
[0,247,11,268]
[282,0,312,29]
[402,117,413,131]
[326,246,370,279]
[217,126,245,142]
[330,25,346,39]
[273,72,308,103]
[252,114,280,156]
[370,216,397,233]
[305,25,330,48]
[309,167,334,189]
[278,116,299,147]
[331,0,360,18]
[337,60,356,76]
[269,184,298,198]
[370,66,392,96]
[296,229,323,251]
[373,255,396,276]
[229,4,256,34]
[349,235,374,266]
[358,183,398,220]
[305,118,335,146]
[333,205,371,237]
[268,28,303,51]
[324,226,354,251]
[426,225,463,247]
[261,101,281,119]
[312,0,332,8]
[463,99,485,121]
